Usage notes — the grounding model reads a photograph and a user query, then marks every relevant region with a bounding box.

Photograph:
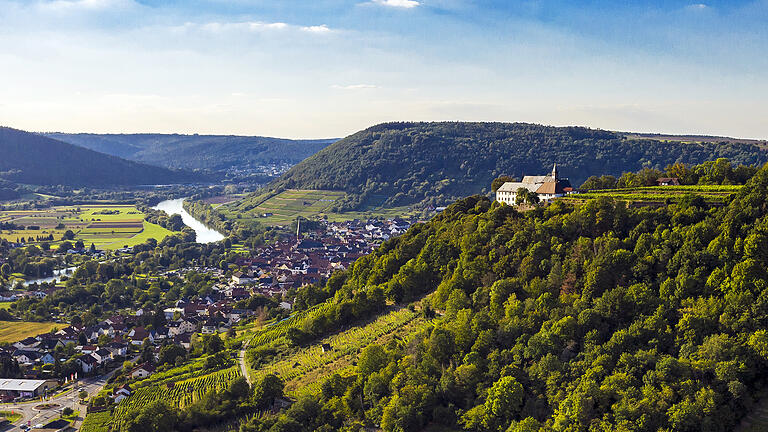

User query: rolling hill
[0,127,203,186]
[266,122,768,210]
[45,133,337,172]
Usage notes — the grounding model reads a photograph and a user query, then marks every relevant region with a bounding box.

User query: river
[152,198,225,244]
[21,266,78,287]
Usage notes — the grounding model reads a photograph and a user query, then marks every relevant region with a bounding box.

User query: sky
[0,0,767,139]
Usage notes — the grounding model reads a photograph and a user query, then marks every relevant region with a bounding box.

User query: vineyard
[247,302,334,348]
[559,184,743,205]
[250,307,432,395]
[86,366,242,431]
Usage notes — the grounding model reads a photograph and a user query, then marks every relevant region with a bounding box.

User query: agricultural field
[219,189,422,227]
[558,185,743,206]
[0,320,59,343]
[0,205,176,250]
[219,189,345,226]
[83,366,242,431]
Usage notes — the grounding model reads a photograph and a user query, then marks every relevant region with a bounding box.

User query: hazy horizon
[2,0,768,139]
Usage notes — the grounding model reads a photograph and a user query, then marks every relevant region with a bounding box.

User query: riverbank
[152,198,225,243]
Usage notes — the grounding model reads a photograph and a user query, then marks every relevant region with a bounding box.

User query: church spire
[552,163,558,180]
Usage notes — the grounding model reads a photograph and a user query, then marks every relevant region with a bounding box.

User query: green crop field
[0,205,176,250]
[0,321,59,343]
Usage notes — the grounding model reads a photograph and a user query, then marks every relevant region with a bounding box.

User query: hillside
[0,127,202,186]
[267,122,768,210]
[94,162,768,432]
[45,133,337,172]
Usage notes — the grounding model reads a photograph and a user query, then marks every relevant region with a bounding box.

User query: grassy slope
[0,321,59,343]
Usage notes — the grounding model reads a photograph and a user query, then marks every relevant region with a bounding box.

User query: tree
[485,376,523,425]
[62,230,75,240]
[253,374,284,409]
[203,334,223,355]
[358,344,388,378]
[125,400,180,432]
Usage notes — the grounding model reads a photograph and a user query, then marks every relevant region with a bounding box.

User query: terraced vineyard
[559,185,742,205]
[220,189,345,226]
[247,301,334,348]
[250,307,433,396]
[88,366,241,431]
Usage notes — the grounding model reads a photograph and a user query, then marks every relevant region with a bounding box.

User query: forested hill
[269,122,768,210]
[45,132,337,171]
[0,127,203,186]
[233,163,768,431]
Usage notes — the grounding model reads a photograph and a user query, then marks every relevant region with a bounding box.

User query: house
[106,342,128,357]
[656,177,681,186]
[128,327,154,345]
[13,337,40,351]
[495,164,575,205]
[163,308,185,320]
[13,350,41,365]
[92,348,112,363]
[130,363,155,379]
[113,384,132,403]
[39,352,56,365]
[79,345,98,354]
[37,339,64,351]
[173,333,192,350]
[77,355,98,373]
[201,316,229,334]
[231,272,254,285]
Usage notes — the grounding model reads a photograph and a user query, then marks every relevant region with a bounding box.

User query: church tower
[551,163,558,180]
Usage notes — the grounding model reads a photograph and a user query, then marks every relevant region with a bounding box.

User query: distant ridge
[0,127,203,186]
[45,133,338,171]
[266,121,768,210]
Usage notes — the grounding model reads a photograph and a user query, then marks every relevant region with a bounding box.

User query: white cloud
[371,0,420,9]
[182,21,333,35]
[301,24,332,33]
[686,3,709,11]
[332,84,379,90]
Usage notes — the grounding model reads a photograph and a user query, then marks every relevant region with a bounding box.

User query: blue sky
[0,0,766,138]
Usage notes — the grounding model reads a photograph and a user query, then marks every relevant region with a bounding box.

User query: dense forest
[0,128,203,186]
[120,161,768,432]
[267,122,768,210]
[46,133,336,172]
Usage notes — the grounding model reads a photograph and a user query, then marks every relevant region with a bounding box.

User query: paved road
[239,339,252,386]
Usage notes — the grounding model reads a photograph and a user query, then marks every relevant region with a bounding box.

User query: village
[0,216,415,406]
